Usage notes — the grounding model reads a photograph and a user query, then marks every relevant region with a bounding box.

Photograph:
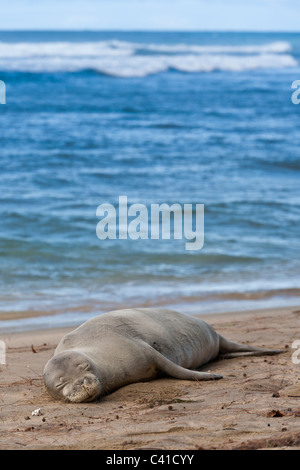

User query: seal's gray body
[43,308,283,403]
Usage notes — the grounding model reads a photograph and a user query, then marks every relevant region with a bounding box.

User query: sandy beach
[1,305,300,450]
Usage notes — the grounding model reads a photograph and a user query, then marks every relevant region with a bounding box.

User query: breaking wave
[0,39,297,76]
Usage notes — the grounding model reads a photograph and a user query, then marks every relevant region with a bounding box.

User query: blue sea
[0,31,300,331]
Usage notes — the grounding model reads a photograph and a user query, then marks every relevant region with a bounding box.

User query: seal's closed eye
[55,381,66,390]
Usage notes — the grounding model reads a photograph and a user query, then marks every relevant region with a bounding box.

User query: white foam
[0,40,296,76]
[0,40,134,58]
[0,39,292,58]
[133,40,292,54]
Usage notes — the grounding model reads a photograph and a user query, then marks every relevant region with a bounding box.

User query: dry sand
[1,306,300,450]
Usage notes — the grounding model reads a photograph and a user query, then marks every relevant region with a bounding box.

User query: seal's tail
[218,335,285,359]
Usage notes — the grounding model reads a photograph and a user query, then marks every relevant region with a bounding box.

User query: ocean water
[0,31,300,331]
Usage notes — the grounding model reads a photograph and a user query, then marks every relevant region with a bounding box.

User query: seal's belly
[90,308,220,369]
[144,320,219,368]
[57,308,220,374]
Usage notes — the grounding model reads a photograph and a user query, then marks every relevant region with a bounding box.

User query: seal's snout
[43,351,102,403]
[63,373,101,403]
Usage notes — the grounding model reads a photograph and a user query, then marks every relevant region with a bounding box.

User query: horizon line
[0,29,300,34]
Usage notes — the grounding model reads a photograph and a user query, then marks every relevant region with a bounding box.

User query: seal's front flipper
[149,347,222,381]
[218,335,284,357]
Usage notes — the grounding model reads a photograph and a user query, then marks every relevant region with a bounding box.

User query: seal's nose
[81,375,101,401]
[63,374,101,402]
[83,376,95,387]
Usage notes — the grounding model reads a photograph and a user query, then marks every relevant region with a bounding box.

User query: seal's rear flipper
[218,335,284,358]
[219,350,284,359]
[150,347,223,381]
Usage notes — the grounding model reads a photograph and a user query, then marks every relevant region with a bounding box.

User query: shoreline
[1,294,300,333]
[1,305,300,450]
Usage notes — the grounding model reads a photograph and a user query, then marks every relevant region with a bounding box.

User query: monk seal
[43,308,283,403]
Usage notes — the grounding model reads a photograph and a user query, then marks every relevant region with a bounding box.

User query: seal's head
[43,350,101,403]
